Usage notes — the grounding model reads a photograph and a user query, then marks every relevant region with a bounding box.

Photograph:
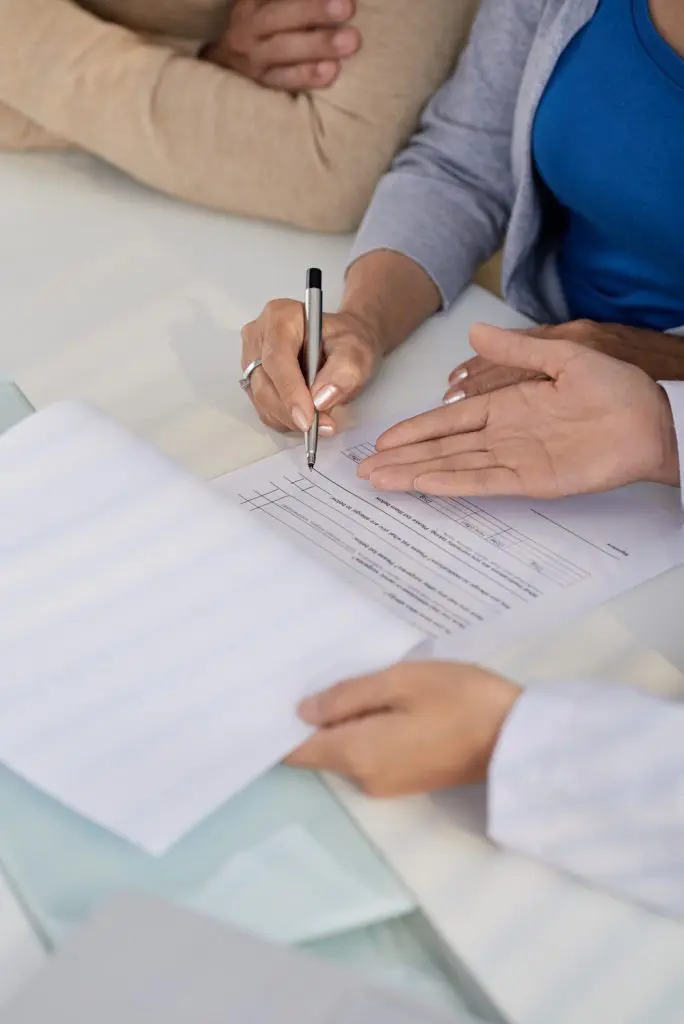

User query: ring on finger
[240,358,263,392]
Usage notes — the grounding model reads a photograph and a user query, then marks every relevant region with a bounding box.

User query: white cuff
[488,681,684,917]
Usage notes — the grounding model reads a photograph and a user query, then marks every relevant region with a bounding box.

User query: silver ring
[240,358,263,391]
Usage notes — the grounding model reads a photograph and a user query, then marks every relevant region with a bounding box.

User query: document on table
[1,401,681,857]
[217,423,684,662]
[0,402,422,854]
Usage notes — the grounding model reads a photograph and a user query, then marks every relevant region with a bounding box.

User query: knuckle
[266,297,296,318]
[240,320,256,344]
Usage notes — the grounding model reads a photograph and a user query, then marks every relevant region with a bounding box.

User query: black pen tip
[306,267,322,290]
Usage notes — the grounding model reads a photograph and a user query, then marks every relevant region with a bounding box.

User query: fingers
[358,431,486,480]
[254,0,356,36]
[242,301,314,432]
[444,359,541,403]
[285,717,389,786]
[253,25,360,71]
[366,452,499,493]
[286,722,361,775]
[447,356,484,387]
[260,59,340,91]
[469,323,579,379]
[375,398,490,452]
[298,669,409,728]
[241,303,378,433]
[310,331,378,413]
[414,466,523,497]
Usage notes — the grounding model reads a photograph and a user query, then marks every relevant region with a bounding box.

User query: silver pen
[304,267,323,471]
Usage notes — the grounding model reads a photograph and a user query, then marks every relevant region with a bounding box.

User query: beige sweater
[0,0,476,231]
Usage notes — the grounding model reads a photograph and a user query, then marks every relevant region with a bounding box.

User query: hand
[202,0,360,92]
[443,320,684,403]
[359,324,680,499]
[241,299,382,433]
[286,661,521,796]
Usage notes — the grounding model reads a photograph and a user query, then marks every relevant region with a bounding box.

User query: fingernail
[453,368,469,382]
[319,423,335,436]
[313,384,338,411]
[333,28,357,54]
[327,0,349,17]
[292,407,310,432]
[443,390,466,406]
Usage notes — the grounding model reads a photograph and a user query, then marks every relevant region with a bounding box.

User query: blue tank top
[532,0,684,330]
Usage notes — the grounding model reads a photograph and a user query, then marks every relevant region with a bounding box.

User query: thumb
[469,323,578,380]
[312,333,376,412]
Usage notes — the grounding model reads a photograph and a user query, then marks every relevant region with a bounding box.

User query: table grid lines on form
[342,443,589,588]
[237,463,592,640]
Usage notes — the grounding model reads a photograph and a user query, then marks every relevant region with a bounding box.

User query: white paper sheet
[0,403,422,854]
[218,422,684,662]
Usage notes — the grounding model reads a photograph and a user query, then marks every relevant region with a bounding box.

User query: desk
[1,152,684,1023]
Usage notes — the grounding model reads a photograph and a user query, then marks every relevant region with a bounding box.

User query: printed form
[219,426,684,661]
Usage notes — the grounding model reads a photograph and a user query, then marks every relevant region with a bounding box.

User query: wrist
[341,251,440,357]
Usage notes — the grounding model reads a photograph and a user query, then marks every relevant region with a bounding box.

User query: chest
[78,0,230,39]
[532,0,684,258]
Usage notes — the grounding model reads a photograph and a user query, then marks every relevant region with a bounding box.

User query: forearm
[349,0,544,308]
[0,0,472,231]
[341,251,441,357]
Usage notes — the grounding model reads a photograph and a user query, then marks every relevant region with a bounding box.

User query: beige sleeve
[0,0,477,231]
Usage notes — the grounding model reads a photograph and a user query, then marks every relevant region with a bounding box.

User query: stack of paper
[0,402,421,854]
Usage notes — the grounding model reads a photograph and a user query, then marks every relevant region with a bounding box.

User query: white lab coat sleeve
[488,381,684,917]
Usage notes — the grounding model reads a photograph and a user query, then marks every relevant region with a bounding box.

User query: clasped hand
[203,0,360,92]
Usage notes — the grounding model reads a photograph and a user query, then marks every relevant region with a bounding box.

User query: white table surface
[1,151,684,1023]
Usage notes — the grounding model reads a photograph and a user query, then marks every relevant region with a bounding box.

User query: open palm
[359,328,677,499]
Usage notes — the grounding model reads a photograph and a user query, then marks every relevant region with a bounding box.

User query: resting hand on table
[203,0,360,92]
[287,662,521,795]
[444,320,684,403]
[360,324,680,499]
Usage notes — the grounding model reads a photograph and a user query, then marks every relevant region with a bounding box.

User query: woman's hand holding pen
[241,251,441,435]
[240,301,382,434]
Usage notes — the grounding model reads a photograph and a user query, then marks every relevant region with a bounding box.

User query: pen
[304,267,323,471]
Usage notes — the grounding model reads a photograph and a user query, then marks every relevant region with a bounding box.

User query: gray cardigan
[351,0,683,334]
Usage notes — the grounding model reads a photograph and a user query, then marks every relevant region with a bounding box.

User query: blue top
[533,0,684,331]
